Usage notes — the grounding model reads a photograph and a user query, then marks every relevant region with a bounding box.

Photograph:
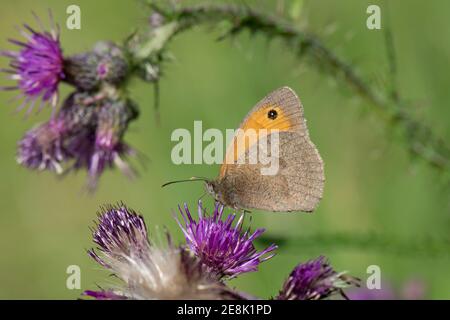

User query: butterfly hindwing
[216,87,324,212]
[218,131,324,212]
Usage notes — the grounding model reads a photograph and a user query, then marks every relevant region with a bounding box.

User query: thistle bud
[63,42,129,91]
[86,98,137,187]
[276,256,360,300]
[58,91,98,131]
[92,41,129,85]
[17,119,68,174]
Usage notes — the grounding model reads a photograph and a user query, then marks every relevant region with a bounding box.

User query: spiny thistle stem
[139,2,450,176]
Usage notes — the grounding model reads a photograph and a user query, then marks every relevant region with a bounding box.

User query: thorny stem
[258,233,450,259]
[133,2,450,176]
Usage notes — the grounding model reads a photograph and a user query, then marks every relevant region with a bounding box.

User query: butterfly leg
[241,209,252,222]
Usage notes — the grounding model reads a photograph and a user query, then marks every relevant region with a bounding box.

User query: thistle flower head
[64,41,128,91]
[347,279,425,300]
[87,99,137,189]
[92,41,128,84]
[176,201,277,279]
[17,118,68,173]
[51,91,139,190]
[86,204,237,300]
[1,12,64,112]
[88,204,149,268]
[15,90,139,189]
[276,256,359,300]
[57,91,98,131]
[16,91,96,176]
[57,91,101,173]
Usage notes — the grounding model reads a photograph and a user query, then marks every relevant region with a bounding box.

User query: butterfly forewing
[217,87,324,212]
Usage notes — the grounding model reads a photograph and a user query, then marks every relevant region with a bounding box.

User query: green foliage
[0,0,449,299]
[145,1,450,177]
[258,233,450,259]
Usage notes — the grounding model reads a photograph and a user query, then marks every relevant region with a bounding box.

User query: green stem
[138,2,450,175]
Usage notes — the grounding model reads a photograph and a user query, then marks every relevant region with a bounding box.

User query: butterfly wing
[220,86,307,176]
[218,87,324,212]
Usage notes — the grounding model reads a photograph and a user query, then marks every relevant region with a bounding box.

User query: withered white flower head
[85,204,239,300]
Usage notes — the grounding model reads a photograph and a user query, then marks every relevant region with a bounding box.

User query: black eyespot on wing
[268,109,278,120]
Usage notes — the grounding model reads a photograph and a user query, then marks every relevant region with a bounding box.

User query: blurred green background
[0,0,449,299]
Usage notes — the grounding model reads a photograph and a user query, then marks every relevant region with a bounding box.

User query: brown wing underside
[220,87,306,177]
[218,131,324,212]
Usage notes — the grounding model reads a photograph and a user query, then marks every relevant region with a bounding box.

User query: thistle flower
[17,118,68,173]
[64,41,128,91]
[92,41,129,85]
[88,204,149,268]
[1,13,64,113]
[16,89,138,188]
[276,256,359,300]
[176,201,277,279]
[16,92,89,174]
[86,99,138,189]
[16,91,95,175]
[347,279,426,300]
[86,204,239,300]
[57,91,99,131]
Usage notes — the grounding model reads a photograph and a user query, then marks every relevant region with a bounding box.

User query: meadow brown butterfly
[164,87,324,212]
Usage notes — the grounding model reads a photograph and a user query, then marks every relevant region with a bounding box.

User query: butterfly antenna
[161,177,209,188]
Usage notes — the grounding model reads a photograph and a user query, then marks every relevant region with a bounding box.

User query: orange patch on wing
[241,105,293,132]
[219,105,294,177]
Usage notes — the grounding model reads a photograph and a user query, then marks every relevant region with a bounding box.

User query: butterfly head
[205,180,220,201]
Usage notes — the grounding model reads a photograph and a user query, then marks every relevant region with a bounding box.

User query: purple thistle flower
[176,201,277,279]
[86,204,241,300]
[96,63,109,79]
[401,279,426,300]
[16,91,95,176]
[1,13,64,113]
[347,279,426,300]
[88,204,149,268]
[15,91,140,190]
[17,118,68,173]
[83,290,127,300]
[276,256,359,300]
[66,129,96,171]
[86,100,137,190]
[91,41,128,85]
[88,133,135,189]
[64,41,129,91]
